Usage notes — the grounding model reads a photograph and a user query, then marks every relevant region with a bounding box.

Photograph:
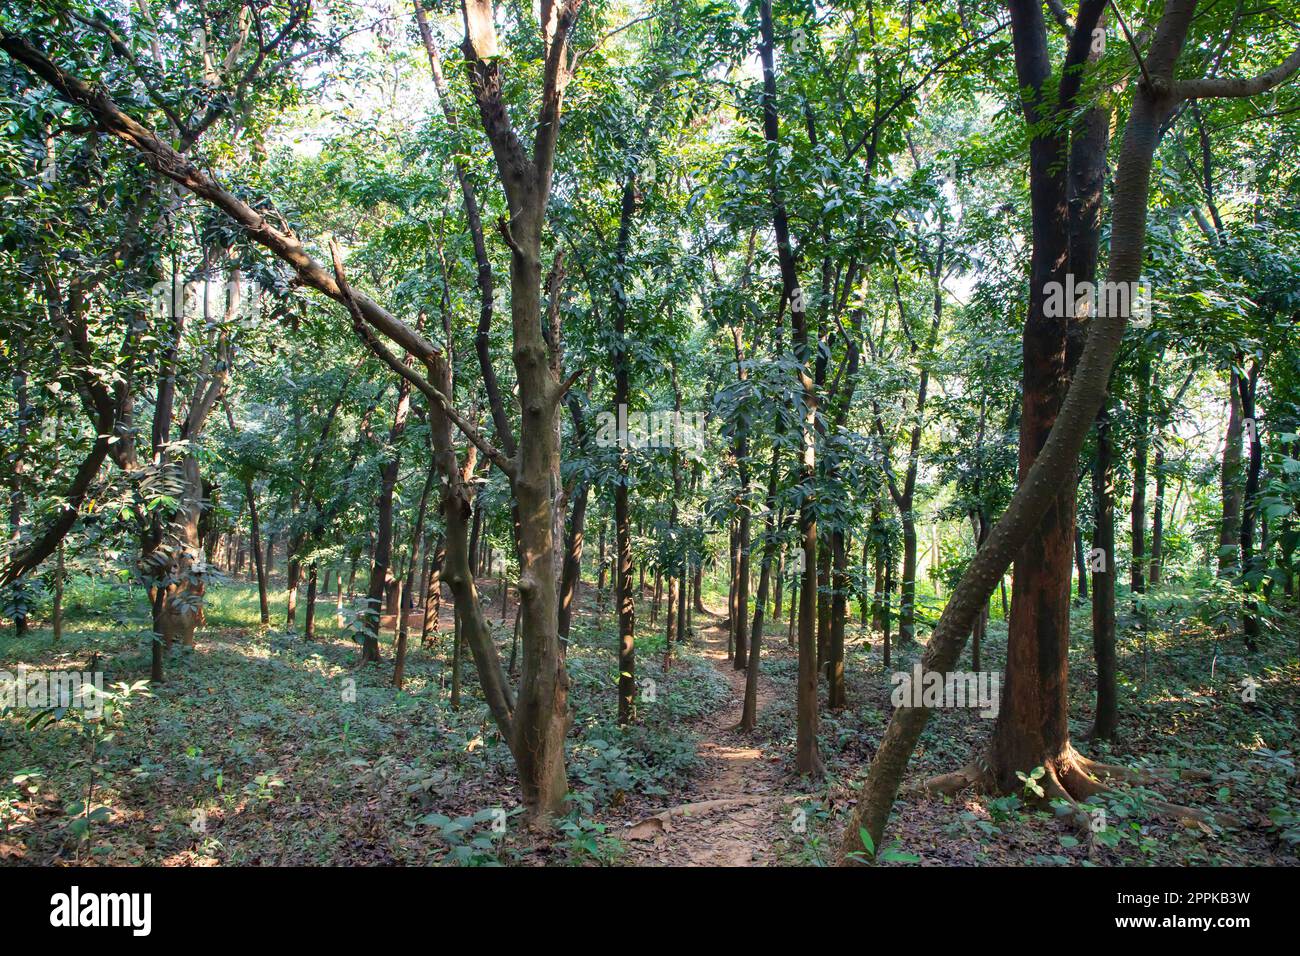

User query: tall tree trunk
[1219,364,1245,573]
[609,174,638,726]
[1074,523,1088,602]
[8,343,29,635]
[394,450,438,688]
[557,479,587,644]
[1131,353,1151,596]
[52,543,64,642]
[303,564,319,639]
[420,533,445,648]
[898,519,918,644]
[758,0,822,777]
[1239,361,1262,649]
[1150,438,1167,586]
[839,0,1212,858]
[985,0,1109,794]
[361,379,412,661]
[1090,402,1118,740]
[827,529,848,709]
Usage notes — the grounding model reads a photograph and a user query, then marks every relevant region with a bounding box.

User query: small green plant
[1,768,43,835]
[1016,766,1047,799]
[243,773,285,803]
[846,827,921,864]
[27,679,152,854]
[556,806,623,865]
[418,807,516,866]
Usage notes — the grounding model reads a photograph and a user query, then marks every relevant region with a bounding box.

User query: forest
[0,0,1297,870]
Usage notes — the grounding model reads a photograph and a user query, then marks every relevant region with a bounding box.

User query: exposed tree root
[919,747,1232,831]
[918,762,989,797]
[1075,754,1212,784]
[631,792,814,829]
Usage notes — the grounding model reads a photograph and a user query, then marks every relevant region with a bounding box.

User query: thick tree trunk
[840,0,1152,858]
[985,0,1111,794]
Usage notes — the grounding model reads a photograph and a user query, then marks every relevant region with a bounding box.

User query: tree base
[921,747,1227,829]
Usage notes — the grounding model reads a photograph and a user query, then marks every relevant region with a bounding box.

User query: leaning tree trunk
[840,0,1159,858]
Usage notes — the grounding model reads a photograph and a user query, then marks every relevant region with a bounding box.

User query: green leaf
[858,826,875,856]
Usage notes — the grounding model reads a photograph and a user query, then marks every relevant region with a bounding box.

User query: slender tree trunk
[827,528,848,708]
[741,448,781,730]
[734,506,751,670]
[394,452,437,688]
[52,543,64,642]
[361,380,412,661]
[1150,439,1167,586]
[8,344,29,636]
[898,517,917,643]
[758,0,821,777]
[1091,402,1118,740]
[1219,364,1245,573]
[1131,353,1151,596]
[1074,523,1089,602]
[1239,361,1262,649]
[420,533,445,648]
[303,564,319,639]
[557,479,588,644]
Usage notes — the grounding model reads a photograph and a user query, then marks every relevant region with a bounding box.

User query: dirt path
[623,614,792,866]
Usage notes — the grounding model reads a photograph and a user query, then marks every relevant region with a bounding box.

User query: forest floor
[1,573,1298,866]
[615,614,793,865]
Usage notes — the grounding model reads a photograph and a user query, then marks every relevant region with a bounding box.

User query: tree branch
[0,31,441,364]
[330,242,515,479]
[1176,41,1300,100]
